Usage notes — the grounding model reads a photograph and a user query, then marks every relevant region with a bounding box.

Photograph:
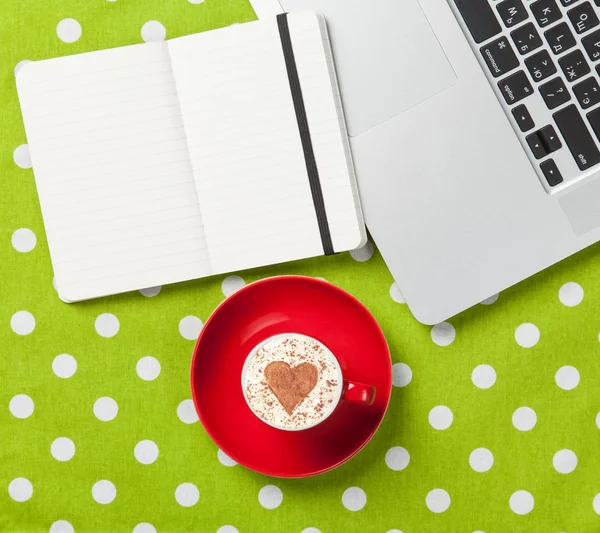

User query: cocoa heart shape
[264,361,319,415]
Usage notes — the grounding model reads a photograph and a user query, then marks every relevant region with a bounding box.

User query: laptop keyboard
[452,0,600,191]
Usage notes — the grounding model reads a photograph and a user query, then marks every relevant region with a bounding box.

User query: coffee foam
[243,334,342,430]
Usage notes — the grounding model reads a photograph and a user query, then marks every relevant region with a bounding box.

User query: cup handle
[342,380,376,406]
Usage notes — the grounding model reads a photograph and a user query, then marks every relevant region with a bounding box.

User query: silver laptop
[274,0,600,324]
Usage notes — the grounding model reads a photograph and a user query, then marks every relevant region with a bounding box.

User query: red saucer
[191,276,392,477]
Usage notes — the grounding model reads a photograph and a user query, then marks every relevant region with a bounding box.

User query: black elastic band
[276,13,334,256]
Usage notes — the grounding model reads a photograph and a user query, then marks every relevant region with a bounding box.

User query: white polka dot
[92,480,116,504]
[139,286,161,297]
[392,363,412,387]
[14,60,32,76]
[216,527,238,533]
[259,485,283,509]
[512,406,536,431]
[350,241,374,262]
[175,483,200,507]
[93,397,118,422]
[471,364,496,389]
[57,18,82,43]
[221,275,246,297]
[132,524,156,533]
[8,478,33,502]
[428,405,453,430]
[480,293,499,305]
[142,20,166,42]
[94,313,119,338]
[136,356,161,381]
[594,493,600,514]
[177,399,198,424]
[179,315,203,340]
[217,449,237,467]
[385,446,410,471]
[431,322,455,346]
[134,440,159,465]
[13,144,31,169]
[425,489,450,513]
[555,365,580,390]
[389,282,406,304]
[11,310,35,335]
[596,412,600,429]
[559,282,584,307]
[553,449,577,474]
[301,529,321,533]
[188,0,205,4]
[52,354,77,378]
[469,448,494,472]
[509,490,534,515]
[342,487,366,511]
[515,323,540,348]
[386,530,404,533]
[51,437,75,462]
[9,394,34,419]
[50,520,74,533]
[11,228,36,252]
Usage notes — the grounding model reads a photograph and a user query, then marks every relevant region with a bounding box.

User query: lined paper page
[168,13,365,274]
[17,42,209,301]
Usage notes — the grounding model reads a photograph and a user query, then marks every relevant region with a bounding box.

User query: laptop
[262,0,600,324]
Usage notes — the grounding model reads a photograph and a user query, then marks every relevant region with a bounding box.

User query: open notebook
[16,12,365,302]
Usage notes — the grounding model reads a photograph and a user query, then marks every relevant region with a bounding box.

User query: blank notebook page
[16,43,210,301]
[168,12,364,274]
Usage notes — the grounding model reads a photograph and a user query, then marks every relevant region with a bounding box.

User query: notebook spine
[276,12,335,256]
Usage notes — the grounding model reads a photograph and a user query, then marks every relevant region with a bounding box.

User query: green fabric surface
[2,1,600,532]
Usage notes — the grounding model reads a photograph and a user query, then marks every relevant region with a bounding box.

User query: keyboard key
[532,0,562,27]
[567,2,599,34]
[545,22,577,55]
[512,104,536,131]
[511,23,543,55]
[540,159,564,186]
[540,77,572,108]
[526,131,549,158]
[582,29,600,60]
[586,106,600,139]
[554,104,600,169]
[559,49,591,81]
[561,0,580,5]
[539,124,563,151]
[498,70,534,104]
[573,76,600,107]
[480,37,520,77]
[525,49,558,81]
[453,0,502,43]
[497,0,529,27]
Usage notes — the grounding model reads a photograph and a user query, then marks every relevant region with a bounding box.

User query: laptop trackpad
[279,0,457,136]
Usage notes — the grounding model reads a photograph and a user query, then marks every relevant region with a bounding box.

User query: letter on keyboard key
[567,1,599,34]
[573,76,600,108]
[498,70,534,104]
[511,23,543,55]
[525,49,558,81]
[480,37,520,77]
[453,0,502,43]
[582,29,600,60]
[559,49,591,82]
[532,0,563,27]
[545,22,577,55]
[553,104,600,169]
[497,0,529,27]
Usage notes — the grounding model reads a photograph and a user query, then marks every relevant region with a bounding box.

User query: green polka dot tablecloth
[3,2,600,532]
